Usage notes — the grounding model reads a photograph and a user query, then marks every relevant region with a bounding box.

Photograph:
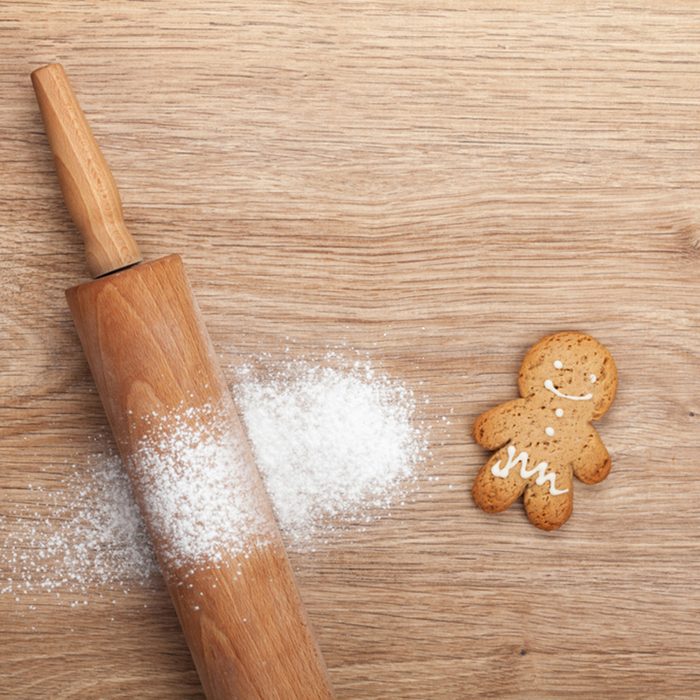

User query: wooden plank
[1,2,699,697]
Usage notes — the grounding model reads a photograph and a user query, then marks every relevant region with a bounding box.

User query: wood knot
[679,223,700,255]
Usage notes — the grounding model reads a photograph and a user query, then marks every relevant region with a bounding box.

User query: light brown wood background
[2,2,700,698]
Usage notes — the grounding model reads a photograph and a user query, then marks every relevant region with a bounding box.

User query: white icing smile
[544,379,592,401]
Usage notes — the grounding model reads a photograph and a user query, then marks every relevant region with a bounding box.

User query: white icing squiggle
[544,379,592,401]
[490,445,569,496]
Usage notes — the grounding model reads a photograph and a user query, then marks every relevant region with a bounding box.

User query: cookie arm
[572,428,611,484]
[472,399,524,450]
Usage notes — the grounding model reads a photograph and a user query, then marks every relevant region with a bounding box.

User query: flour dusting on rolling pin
[129,405,270,570]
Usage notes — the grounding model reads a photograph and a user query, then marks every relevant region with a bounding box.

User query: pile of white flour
[238,358,427,545]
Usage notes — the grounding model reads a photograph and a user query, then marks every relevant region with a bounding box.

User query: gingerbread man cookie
[472,331,617,530]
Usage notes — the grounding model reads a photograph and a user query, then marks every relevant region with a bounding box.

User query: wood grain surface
[2,2,700,698]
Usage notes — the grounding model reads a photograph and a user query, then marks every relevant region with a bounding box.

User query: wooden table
[2,3,700,698]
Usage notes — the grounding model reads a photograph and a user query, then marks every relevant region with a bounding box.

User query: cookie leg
[472,451,527,514]
[523,471,574,531]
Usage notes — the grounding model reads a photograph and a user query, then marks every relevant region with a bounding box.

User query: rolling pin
[32,63,334,700]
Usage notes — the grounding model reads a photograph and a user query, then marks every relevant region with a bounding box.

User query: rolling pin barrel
[66,255,333,699]
[33,64,334,699]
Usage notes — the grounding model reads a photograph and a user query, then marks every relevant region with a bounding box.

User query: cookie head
[517,332,617,419]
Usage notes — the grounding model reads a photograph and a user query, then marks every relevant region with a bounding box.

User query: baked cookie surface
[472,331,617,530]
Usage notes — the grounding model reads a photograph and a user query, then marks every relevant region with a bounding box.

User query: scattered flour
[0,354,428,599]
[0,452,157,600]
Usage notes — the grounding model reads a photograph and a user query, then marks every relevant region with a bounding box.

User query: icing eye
[553,360,563,370]
[589,374,597,383]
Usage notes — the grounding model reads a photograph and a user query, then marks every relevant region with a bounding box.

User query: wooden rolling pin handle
[31,64,142,278]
